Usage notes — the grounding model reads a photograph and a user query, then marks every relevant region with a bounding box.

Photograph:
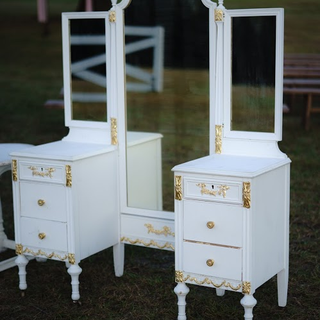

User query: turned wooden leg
[277,268,288,307]
[67,264,82,301]
[240,294,257,320]
[113,242,125,277]
[16,254,29,291]
[174,282,189,320]
[216,288,225,296]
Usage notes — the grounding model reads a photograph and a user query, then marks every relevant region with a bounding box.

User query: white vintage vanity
[10,1,161,301]
[172,1,290,319]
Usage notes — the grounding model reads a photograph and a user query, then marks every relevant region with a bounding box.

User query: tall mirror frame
[61,9,126,145]
[223,8,284,142]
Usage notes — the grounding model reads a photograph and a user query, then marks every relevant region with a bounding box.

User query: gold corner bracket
[66,165,72,187]
[242,281,251,294]
[215,125,222,154]
[243,182,251,208]
[175,176,182,201]
[12,160,18,181]
[111,117,118,145]
[214,8,224,22]
[109,11,116,23]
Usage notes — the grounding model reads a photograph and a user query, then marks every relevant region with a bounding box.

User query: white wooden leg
[16,254,29,291]
[0,196,7,253]
[174,282,189,320]
[277,268,288,307]
[216,288,225,296]
[113,242,124,277]
[67,264,82,301]
[240,294,257,320]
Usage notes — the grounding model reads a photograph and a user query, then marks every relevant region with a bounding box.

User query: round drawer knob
[38,233,46,240]
[206,221,215,229]
[37,199,45,206]
[206,259,214,267]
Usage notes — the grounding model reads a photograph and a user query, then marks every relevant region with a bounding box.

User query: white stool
[0,143,33,272]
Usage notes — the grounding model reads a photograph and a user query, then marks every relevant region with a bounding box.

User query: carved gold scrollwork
[109,11,116,22]
[15,244,68,261]
[242,281,251,294]
[111,117,118,145]
[175,270,242,291]
[175,176,182,201]
[196,183,230,198]
[28,166,55,178]
[215,125,222,154]
[144,224,175,237]
[66,165,72,187]
[243,182,251,208]
[120,237,174,251]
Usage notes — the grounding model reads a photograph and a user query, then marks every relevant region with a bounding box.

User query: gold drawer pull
[206,259,214,267]
[206,221,215,229]
[37,199,45,206]
[38,233,46,240]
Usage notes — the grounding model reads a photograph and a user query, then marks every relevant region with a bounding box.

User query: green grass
[1,1,320,319]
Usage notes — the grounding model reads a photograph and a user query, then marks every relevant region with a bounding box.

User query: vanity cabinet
[173,155,290,319]
[11,141,119,300]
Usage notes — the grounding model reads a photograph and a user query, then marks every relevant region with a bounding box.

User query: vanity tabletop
[172,154,291,178]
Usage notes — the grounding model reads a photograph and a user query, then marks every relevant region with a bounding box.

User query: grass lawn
[0,1,320,319]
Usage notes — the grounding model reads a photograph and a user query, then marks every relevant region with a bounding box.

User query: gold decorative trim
[144,224,175,237]
[175,176,182,201]
[242,281,251,294]
[16,244,68,261]
[111,117,118,145]
[215,125,222,154]
[243,182,251,208]
[109,11,116,22]
[215,8,224,22]
[66,165,72,187]
[68,253,76,265]
[175,270,241,291]
[28,166,55,178]
[196,183,230,198]
[12,160,18,181]
[121,237,174,251]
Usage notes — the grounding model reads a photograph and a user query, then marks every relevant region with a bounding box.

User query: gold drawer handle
[206,221,215,229]
[38,233,46,240]
[37,199,45,206]
[206,259,214,267]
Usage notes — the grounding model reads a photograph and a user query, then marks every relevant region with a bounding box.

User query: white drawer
[20,182,67,222]
[184,201,243,247]
[183,241,242,281]
[184,177,242,204]
[19,161,66,184]
[20,217,68,252]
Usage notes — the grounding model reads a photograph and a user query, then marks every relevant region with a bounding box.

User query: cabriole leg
[67,264,82,301]
[174,282,189,320]
[16,254,29,292]
[240,294,257,320]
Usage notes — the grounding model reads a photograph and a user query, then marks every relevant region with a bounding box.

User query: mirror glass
[69,18,107,122]
[231,16,276,132]
[125,3,209,212]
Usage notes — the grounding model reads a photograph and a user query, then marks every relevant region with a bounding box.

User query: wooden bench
[283,54,320,130]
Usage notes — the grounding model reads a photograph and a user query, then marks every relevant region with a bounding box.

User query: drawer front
[184,201,243,247]
[19,161,66,184]
[183,241,242,281]
[184,177,242,204]
[20,217,68,252]
[20,182,67,222]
